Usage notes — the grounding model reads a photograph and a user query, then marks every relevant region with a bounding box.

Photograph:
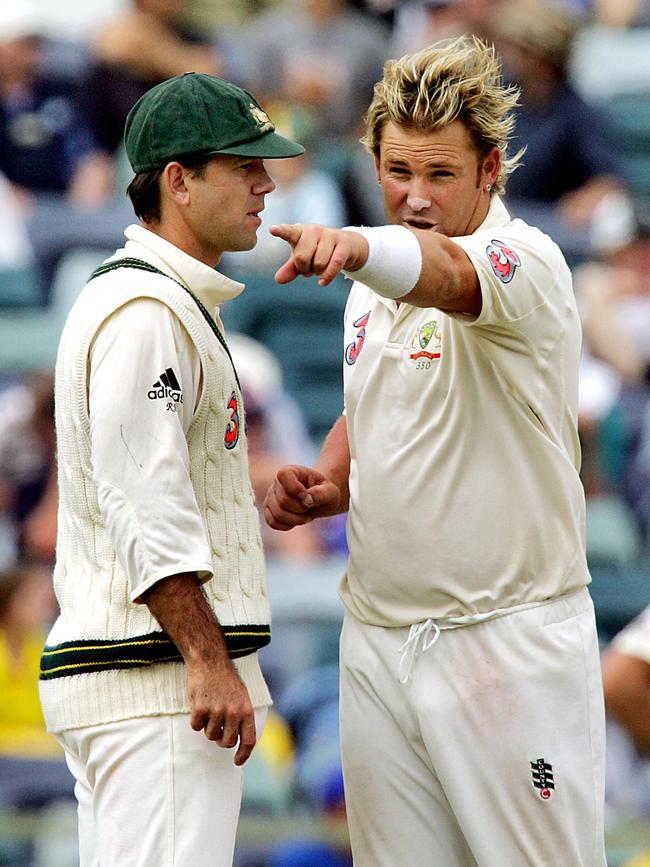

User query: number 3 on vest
[224,391,240,450]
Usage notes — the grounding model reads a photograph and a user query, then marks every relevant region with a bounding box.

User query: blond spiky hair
[362,34,523,195]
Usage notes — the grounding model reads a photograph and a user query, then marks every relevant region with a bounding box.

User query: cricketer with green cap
[39,73,303,867]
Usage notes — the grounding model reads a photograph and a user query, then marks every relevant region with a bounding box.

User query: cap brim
[215,130,305,159]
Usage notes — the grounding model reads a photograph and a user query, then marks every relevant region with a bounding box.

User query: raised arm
[271,223,481,316]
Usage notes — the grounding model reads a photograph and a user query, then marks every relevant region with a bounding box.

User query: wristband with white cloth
[342,225,423,300]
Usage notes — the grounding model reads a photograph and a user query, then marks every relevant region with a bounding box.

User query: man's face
[375,120,498,238]
[184,155,275,261]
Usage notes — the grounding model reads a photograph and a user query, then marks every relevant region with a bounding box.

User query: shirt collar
[122,224,245,310]
[472,195,511,233]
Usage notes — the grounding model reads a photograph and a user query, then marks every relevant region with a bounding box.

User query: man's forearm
[141,572,257,764]
[315,415,351,514]
[140,572,230,668]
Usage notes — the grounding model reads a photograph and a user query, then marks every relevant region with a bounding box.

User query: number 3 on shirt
[345,311,371,365]
[224,391,239,450]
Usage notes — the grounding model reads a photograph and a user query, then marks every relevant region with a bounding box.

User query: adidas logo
[148,367,183,403]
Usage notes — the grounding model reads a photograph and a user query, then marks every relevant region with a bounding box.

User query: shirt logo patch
[530,758,555,800]
[409,320,441,362]
[345,311,371,365]
[486,239,521,283]
[148,367,183,412]
[224,391,240,450]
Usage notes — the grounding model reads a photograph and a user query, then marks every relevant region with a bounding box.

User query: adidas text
[148,385,183,403]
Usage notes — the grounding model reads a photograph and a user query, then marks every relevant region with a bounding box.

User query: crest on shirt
[148,367,183,411]
[224,391,240,450]
[345,310,371,365]
[486,239,521,284]
[530,758,555,800]
[409,320,441,362]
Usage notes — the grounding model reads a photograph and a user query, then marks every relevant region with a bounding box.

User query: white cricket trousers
[56,707,267,867]
[339,588,606,867]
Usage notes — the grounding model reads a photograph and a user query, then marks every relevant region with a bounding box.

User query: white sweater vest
[39,260,271,733]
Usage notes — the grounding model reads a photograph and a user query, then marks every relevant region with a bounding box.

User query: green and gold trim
[39,626,271,680]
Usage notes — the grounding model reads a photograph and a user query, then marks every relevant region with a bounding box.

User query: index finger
[270,223,303,245]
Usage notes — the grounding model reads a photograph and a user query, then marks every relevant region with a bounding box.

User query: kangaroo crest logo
[249,103,274,133]
[486,239,521,283]
[419,321,436,350]
[409,319,440,362]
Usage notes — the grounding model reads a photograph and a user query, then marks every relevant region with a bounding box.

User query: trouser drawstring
[397,618,441,684]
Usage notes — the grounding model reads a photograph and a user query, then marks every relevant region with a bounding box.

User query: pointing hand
[270,223,369,287]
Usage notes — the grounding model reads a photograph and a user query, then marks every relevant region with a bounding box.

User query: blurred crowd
[2,0,650,864]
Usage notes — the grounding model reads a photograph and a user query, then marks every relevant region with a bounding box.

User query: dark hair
[127,153,214,223]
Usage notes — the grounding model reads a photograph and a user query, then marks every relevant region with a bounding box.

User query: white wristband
[342,225,422,300]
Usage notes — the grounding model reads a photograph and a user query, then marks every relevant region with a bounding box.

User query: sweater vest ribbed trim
[40,624,272,681]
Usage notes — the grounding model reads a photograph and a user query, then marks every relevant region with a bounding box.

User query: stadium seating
[571,27,650,209]
[0,266,43,308]
[0,249,109,375]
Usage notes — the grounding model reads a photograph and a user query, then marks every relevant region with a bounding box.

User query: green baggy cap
[124,72,305,173]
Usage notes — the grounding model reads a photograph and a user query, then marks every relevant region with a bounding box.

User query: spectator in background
[245,384,326,561]
[186,0,284,31]
[600,606,650,862]
[85,0,226,160]
[228,333,325,561]
[242,0,389,143]
[390,0,477,56]
[0,562,73,807]
[0,561,74,866]
[594,0,650,26]
[491,0,631,258]
[2,0,229,296]
[0,372,56,569]
[574,219,650,537]
[603,606,650,758]
[0,170,34,273]
[269,666,351,867]
[0,1,113,209]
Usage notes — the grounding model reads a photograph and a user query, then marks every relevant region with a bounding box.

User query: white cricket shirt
[340,197,590,627]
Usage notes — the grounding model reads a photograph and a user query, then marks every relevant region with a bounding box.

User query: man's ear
[374,153,381,185]
[481,146,501,189]
[161,162,190,206]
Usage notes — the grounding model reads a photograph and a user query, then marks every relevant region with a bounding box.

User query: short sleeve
[451,225,572,334]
